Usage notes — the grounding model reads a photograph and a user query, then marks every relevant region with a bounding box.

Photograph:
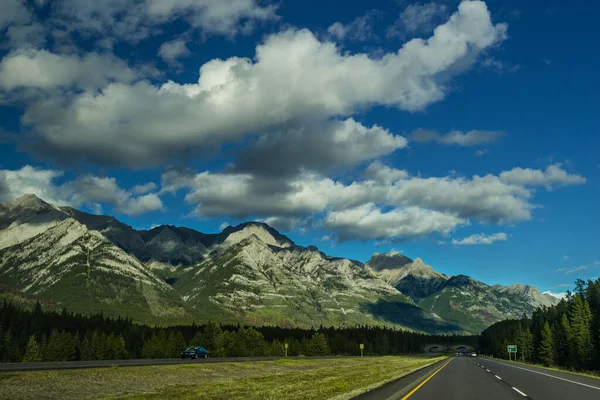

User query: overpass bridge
[423,344,475,353]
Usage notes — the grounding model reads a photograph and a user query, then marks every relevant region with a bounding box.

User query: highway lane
[355,357,525,400]
[481,357,600,399]
[357,356,600,399]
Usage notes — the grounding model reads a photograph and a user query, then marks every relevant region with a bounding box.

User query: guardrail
[0,355,432,372]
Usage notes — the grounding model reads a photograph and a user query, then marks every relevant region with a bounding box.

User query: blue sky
[0,0,598,296]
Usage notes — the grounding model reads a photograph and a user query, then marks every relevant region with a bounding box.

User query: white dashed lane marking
[512,387,528,397]
[495,375,502,380]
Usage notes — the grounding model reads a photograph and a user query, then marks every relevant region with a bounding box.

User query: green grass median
[0,356,445,400]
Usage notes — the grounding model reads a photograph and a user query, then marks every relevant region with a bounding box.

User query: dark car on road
[181,346,208,359]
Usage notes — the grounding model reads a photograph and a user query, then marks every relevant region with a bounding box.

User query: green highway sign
[507,345,517,353]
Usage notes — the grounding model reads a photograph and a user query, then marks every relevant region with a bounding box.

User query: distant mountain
[366,253,448,302]
[0,201,188,324]
[0,194,559,333]
[174,234,459,332]
[418,275,560,333]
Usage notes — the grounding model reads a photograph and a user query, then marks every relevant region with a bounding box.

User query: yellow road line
[400,358,453,400]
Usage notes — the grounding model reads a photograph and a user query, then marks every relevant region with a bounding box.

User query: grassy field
[0,356,444,400]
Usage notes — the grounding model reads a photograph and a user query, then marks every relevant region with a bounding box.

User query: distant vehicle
[181,346,208,359]
[471,352,477,357]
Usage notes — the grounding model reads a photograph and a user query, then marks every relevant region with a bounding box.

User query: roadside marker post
[284,343,288,358]
[507,345,517,361]
[360,343,364,358]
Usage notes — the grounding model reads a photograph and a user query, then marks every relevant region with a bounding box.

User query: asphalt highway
[355,356,600,400]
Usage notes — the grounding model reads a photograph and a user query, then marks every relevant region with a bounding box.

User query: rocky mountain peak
[444,274,485,290]
[218,222,294,249]
[3,194,56,212]
[366,251,413,271]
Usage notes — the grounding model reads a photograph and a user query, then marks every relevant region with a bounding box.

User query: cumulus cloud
[158,39,191,66]
[4,23,47,49]
[12,1,507,167]
[327,11,380,42]
[0,165,163,215]
[233,119,408,176]
[324,203,465,242]
[0,49,138,91]
[0,0,31,31]
[132,182,158,195]
[451,232,507,245]
[363,161,409,183]
[387,2,450,39]
[499,164,586,189]
[257,216,300,232]
[410,128,504,146]
[53,0,278,42]
[160,162,583,242]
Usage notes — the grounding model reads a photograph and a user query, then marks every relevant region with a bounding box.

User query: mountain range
[0,194,559,334]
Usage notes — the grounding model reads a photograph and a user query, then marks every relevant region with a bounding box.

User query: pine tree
[569,295,594,369]
[173,332,187,356]
[201,322,223,352]
[539,322,554,367]
[3,329,18,362]
[80,336,94,361]
[306,333,330,356]
[22,335,42,362]
[522,328,534,362]
[0,325,5,362]
[554,314,571,367]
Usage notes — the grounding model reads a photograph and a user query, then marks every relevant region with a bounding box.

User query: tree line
[0,299,475,362]
[479,279,600,371]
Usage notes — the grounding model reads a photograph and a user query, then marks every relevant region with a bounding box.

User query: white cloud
[543,291,567,300]
[410,128,504,146]
[14,1,508,167]
[556,265,590,275]
[0,0,31,31]
[0,165,163,216]
[595,261,600,265]
[234,119,407,176]
[132,182,158,195]
[364,161,409,183]
[4,23,47,49]
[54,0,278,42]
[499,163,586,189]
[324,203,465,242]
[451,232,507,245]
[387,2,449,39]
[320,235,331,242]
[161,162,584,241]
[327,11,380,42]
[257,216,300,232]
[218,221,230,231]
[0,49,138,91]
[90,202,103,215]
[158,39,191,65]
[563,255,569,261]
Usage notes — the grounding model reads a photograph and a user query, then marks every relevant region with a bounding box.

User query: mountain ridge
[0,194,559,333]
